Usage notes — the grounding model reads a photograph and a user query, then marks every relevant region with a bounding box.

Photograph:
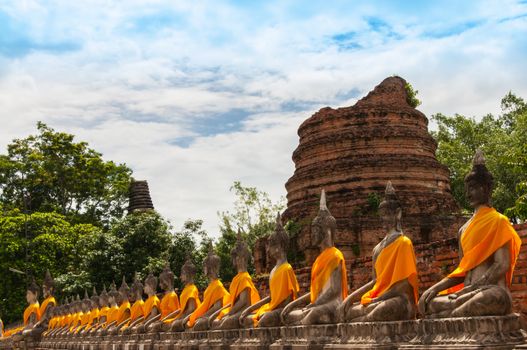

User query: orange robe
[253,262,299,325]
[310,247,348,303]
[442,207,521,294]
[142,295,160,321]
[69,312,83,332]
[115,301,131,325]
[163,284,200,324]
[361,235,418,305]
[219,272,260,319]
[84,308,99,330]
[38,296,56,320]
[97,306,110,327]
[104,305,119,327]
[188,279,229,328]
[74,311,91,333]
[24,302,41,325]
[160,291,180,319]
[119,299,144,331]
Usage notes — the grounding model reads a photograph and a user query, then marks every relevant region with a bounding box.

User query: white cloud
[0,0,526,236]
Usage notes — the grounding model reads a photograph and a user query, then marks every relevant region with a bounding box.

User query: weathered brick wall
[254,223,527,319]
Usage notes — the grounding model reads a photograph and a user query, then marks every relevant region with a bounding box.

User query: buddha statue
[418,150,522,318]
[120,274,145,334]
[281,190,348,325]
[66,295,82,334]
[164,256,201,332]
[72,290,91,334]
[26,270,56,337]
[8,278,40,339]
[146,263,180,332]
[47,299,69,337]
[131,273,160,333]
[89,285,110,334]
[240,212,300,327]
[80,287,99,334]
[187,243,230,331]
[96,282,119,335]
[338,182,418,322]
[108,277,131,334]
[210,230,260,330]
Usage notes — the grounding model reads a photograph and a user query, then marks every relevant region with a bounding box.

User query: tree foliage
[432,92,527,221]
[0,122,132,227]
[216,181,285,281]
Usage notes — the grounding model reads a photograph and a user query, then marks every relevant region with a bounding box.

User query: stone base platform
[5,314,527,350]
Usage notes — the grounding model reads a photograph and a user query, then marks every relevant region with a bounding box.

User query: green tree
[0,122,132,227]
[81,211,173,287]
[432,92,527,221]
[216,182,285,281]
[0,210,100,324]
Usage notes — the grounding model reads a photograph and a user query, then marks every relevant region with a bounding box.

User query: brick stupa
[282,76,465,265]
[127,180,154,214]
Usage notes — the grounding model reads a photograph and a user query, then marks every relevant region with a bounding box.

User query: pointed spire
[43,269,54,289]
[92,286,98,297]
[385,181,396,195]
[473,148,486,166]
[320,189,327,210]
[84,289,89,300]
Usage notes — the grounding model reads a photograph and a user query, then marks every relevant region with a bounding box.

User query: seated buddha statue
[187,244,230,331]
[146,264,180,332]
[107,277,131,334]
[418,149,522,318]
[210,230,260,330]
[96,282,120,335]
[79,288,99,334]
[163,256,201,332]
[281,190,348,325]
[240,212,300,327]
[7,279,41,339]
[338,182,418,322]
[131,273,161,334]
[119,274,145,334]
[25,270,56,338]
[88,285,110,334]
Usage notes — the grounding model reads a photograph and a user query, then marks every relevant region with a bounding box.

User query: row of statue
[0,150,522,340]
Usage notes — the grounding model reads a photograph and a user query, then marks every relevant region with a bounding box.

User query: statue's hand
[418,287,437,316]
[448,293,458,300]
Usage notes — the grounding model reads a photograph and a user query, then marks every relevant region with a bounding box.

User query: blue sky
[0,0,526,236]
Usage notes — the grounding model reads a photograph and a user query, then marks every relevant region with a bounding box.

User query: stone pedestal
[231,327,281,350]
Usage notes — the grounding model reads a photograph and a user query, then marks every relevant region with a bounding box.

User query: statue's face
[311,222,324,246]
[159,277,169,290]
[267,239,282,261]
[43,285,52,298]
[465,180,489,208]
[144,284,153,295]
[108,295,115,305]
[379,207,401,231]
[118,290,127,303]
[180,270,189,284]
[26,290,37,304]
[99,296,107,307]
[233,254,247,271]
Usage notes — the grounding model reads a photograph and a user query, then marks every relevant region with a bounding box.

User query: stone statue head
[159,262,174,291]
[108,281,119,305]
[75,294,82,312]
[311,190,337,247]
[82,290,90,312]
[131,273,144,302]
[99,285,109,307]
[181,255,196,285]
[43,269,54,298]
[26,277,39,304]
[118,276,130,303]
[464,149,494,208]
[231,229,251,273]
[379,181,403,232]
[90,287,99,309]
[144,272,158,296]
[268,212,289,262]
[204,242,221,280]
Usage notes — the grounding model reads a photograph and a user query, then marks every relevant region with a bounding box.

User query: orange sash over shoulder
[187,279,229,328]
[118,300,142,331]
[160,291,180,319]
[39,296,56,320]
[310,247,348,303]
[115,301,131,324]
[104,305,119,327]
[163,284,200,324]
[24,302,40,325]
[143,295,160,318]
[84,308,99,330]
[443,207,521,293]
[361,235,418,305]
[219,272,260,320]
[253,262,299,325]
